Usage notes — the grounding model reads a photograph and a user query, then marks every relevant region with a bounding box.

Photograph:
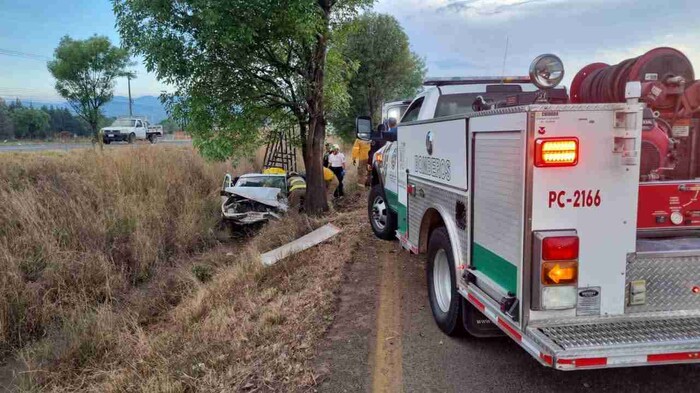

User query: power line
[0,86,55,92]
[0,48,51,61]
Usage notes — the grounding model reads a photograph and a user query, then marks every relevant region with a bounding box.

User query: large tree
[47,35,132,144]
[113,0,372,214]
[330,13,425,140]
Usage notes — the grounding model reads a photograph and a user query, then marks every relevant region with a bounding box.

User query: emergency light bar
[423,76,532,86]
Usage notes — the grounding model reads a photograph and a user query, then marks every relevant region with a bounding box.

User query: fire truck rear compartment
[524,236,700,367]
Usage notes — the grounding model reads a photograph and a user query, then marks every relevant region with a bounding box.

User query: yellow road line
[371,248,403,393]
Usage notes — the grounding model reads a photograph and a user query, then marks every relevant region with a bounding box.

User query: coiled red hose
[571,47,695,104]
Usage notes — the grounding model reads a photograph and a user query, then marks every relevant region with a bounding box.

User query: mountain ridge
[8,95,169,124]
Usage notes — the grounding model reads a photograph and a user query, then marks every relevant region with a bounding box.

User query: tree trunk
[92,121,103,151]
[302,2,331,215]
[303,120,327,214]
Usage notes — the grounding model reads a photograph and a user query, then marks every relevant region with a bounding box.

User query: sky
[0,0,163,102]
[375,0,700,86]
[0,0,699,102]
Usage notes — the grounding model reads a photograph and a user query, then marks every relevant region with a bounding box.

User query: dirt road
[315,234,700,393]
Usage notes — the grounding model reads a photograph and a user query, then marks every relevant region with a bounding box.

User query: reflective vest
[323,167,335,182]
[288,175,306,192]
[352,139,371,161]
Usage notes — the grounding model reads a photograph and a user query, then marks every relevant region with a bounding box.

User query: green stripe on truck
[385,190,408,233]
[385,189,399,209]
[472,243,517,295]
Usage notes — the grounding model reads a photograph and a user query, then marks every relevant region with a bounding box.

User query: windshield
[385,105,409,122]
[235,176,286,191]
[111,119,136,127]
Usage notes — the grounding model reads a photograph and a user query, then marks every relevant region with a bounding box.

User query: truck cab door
[135,120,146,138]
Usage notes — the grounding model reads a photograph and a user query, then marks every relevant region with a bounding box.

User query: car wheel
[128,133,135,144]
[427,227,463,336]
[368,184,397,240]
[103,139,111,145]
[148,135,157,144]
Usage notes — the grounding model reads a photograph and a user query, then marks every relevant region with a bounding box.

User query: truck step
[534,316,700,350]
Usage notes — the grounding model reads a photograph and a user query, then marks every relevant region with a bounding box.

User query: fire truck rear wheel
[368,185,397,240]
[427,227,463,336]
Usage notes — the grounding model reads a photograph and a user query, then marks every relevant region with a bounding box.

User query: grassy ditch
[0,146,229,387]
[0,145,367,391]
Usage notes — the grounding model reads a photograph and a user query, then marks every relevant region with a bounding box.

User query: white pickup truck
[101,117,161,144]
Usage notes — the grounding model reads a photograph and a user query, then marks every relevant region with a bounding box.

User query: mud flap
[461,298,503,338]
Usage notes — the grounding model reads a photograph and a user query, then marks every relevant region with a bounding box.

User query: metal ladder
[263,128,298,173]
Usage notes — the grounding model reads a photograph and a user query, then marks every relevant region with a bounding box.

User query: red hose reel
[571,47,700,233]
[571,47,700,180]
[571,47,695,104]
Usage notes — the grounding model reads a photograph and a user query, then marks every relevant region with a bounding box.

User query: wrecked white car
[220,173,289,226]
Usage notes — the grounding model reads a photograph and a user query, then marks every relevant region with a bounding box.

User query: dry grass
[0,145,368,392]
[0,146,240,386]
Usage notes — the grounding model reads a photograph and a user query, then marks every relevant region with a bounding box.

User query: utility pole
[127,75,133,116]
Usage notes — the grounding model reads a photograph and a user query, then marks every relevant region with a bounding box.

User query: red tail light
[542,236,579,260]
[535,138,579,167]
[533,231,579,310]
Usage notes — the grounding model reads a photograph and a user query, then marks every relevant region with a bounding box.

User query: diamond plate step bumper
[527,314,700,369]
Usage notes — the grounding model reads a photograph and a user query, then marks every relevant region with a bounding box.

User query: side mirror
[356,116,373,141]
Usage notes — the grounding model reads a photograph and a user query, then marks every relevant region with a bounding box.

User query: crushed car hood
[224,186,283,208]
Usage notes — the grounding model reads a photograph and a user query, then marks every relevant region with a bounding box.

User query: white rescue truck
[358,53,700,370]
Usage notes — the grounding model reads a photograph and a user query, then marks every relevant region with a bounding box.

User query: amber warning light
[542,261,578,285]
[535,138,579,167]
[540,236,579,286]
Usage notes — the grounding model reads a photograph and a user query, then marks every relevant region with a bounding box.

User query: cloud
[432,58,481,70]
[437,0,548,17]
[560,31,700,86]
[374,0,700,85]
[381,0,617,24]
[594,34,700,70]
[437,1,474,13]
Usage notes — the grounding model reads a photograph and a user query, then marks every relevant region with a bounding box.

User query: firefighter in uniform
[352,138,371,187]
[287,172,307,210]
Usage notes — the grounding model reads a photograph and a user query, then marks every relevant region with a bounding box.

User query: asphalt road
[0,139,191,153]
[316,231,700,393]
